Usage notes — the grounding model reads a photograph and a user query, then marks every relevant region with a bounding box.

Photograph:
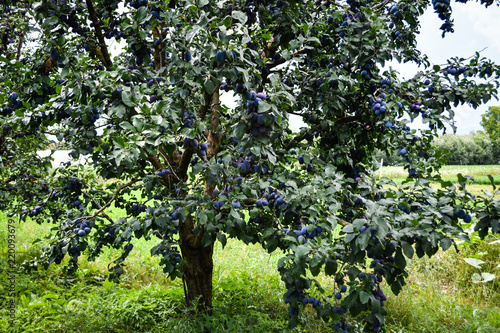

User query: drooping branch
[86,0,113,69]
[159,146,182,181]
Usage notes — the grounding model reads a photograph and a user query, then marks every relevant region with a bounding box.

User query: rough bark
[179,215,214,311]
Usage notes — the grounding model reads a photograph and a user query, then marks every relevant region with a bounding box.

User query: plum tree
[1,0,500,331]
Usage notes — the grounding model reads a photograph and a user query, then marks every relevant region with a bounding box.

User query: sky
[284,2,500,134]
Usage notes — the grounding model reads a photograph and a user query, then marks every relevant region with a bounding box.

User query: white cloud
[455,3,500,57]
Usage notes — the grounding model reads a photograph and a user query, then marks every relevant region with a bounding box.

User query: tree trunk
[178,89,221,312]
[179,215,214,312]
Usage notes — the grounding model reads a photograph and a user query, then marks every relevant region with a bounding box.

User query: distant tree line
[374,131,500,166]
[433,131,499,165]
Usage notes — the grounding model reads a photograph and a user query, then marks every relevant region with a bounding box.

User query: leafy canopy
[1,0,500,332]
[481,105,500,142]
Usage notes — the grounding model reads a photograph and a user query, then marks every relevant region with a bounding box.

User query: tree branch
[91,178,142,219]
[82,190,114,223]
[86,0,113,69]
[372,0,391,12]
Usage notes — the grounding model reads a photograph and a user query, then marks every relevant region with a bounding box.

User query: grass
[377,165,500,197]
[384,238,500,333]
[378,165,500,184]
[1,165,499,332]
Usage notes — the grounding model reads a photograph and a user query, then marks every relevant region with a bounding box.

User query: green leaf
[309,254,323,276]
[258,101,272,112]
[440,237,452,251]
[394,248,406,270]
[356,231,370,251]
[103,279,114,290]
[204,79,215,94]
[324,258,337,275]
[472,272,496,283]
[232,10,247,24]
[301,23,309,35]
[295,245,309,259]
[359,291,371,304]
[216,232,227,248]
[61,67,69,79]
[186,25,202,43]
[122,90,136,107]
[192,163,203,175]
[120,121,135,131]
[464,258,485,269]
[401,241,414,259]
[390,279,403,296]
[201,231,213,247]
[234,122,246,139]
[132,117,145,131]
[487,175,496,191]
[135,7,150,24]
[342,224,354,233]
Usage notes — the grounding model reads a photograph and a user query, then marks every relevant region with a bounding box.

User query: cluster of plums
[74,219,92,237]
[162,248,181,262]
[231,154,268,176]
[453,209,472,223]
[131,203,147,216]
[53,243,66,264]
[215,49,237,64]
[243,0,258,25]
[156,168,171,177]
[284,221,323,245]
[128,0,149,9]
[2,92,23,115]
[64,178,83,196]
[371,96,387,115]
[28,205,43,217]
[443,65,469,77]
[431,0,453,32]
[237,85,273,138]
[129,42,151,66]
[284,289,323,309]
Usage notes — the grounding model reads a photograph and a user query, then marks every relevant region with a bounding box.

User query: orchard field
[1,166,499,333]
